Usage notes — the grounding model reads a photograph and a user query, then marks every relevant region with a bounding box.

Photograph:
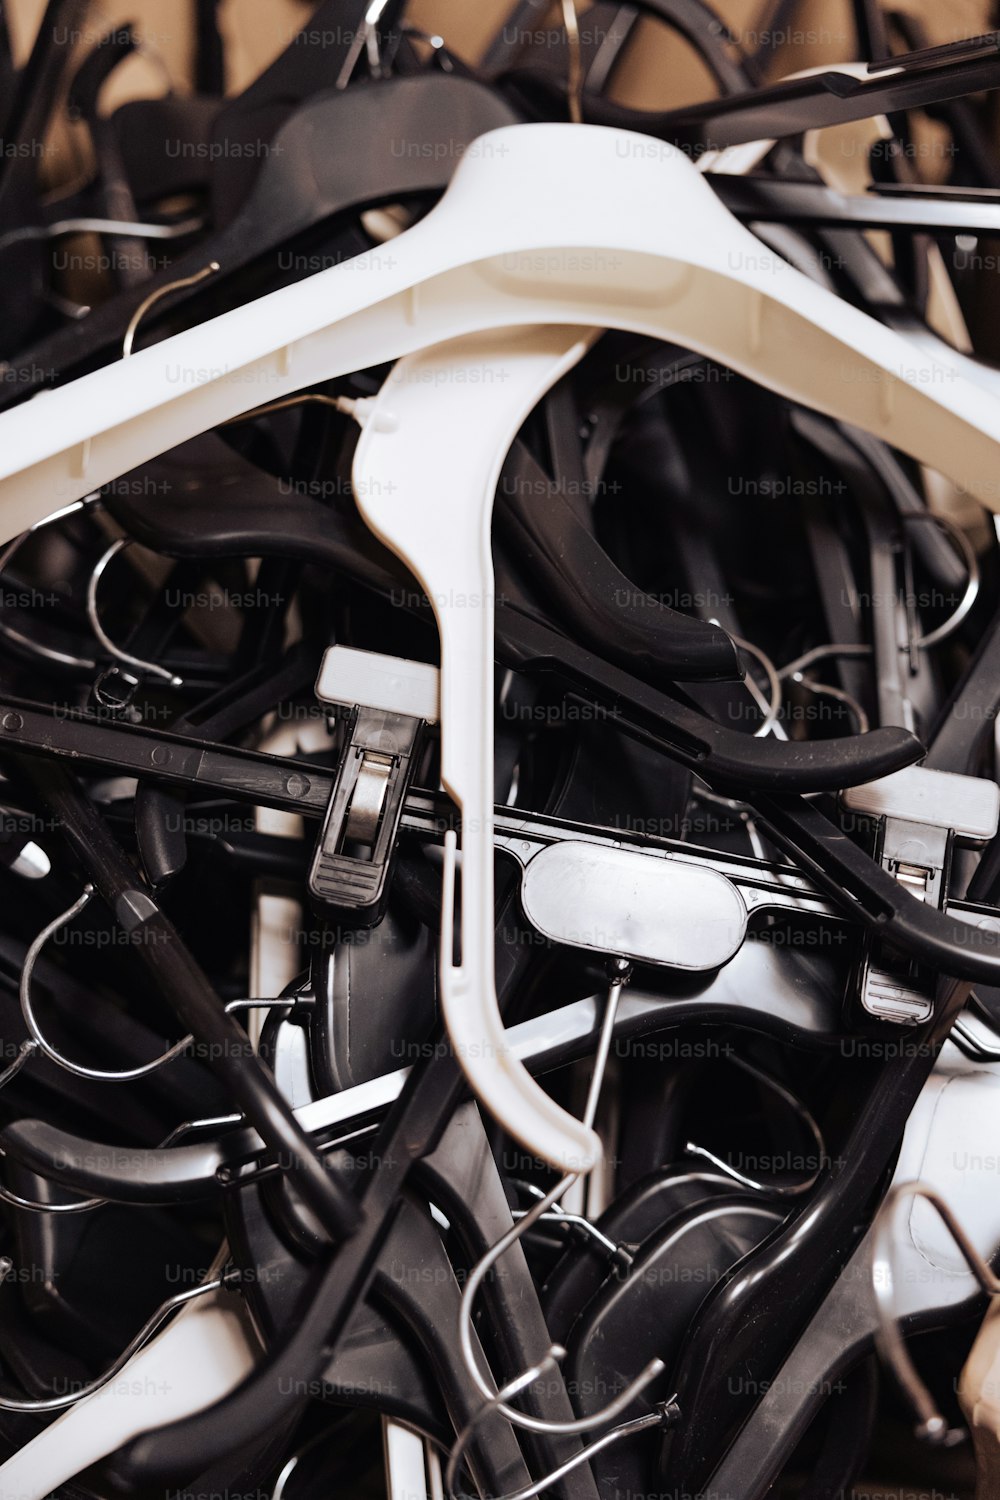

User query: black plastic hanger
[0,71,520,404]
[508,29,1000,153]
[204,0,408,225]
[0,0,90,347]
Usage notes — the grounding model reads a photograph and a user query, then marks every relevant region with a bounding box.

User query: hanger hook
[685,1053,829,1197]
[561,0,584,124]
[86,537,184,687]
[19,884,196,1082]
[510,1179,633,1266]
[444,1349,565,1498]
[0,498,102,672]
[0,1272,236,1412]
[21,891,286,1085]
[874,1180,1000,1445]
[0,215,204,258]
[725,629,783,738]
[454,962,665,1446]
[447,1398,681,1500]
[902,512,980,650]
[336,0,394,89]
[122,261,220,359]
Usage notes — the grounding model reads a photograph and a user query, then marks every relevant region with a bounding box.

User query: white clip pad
[316,645,440,723]
[843,765,1000,843]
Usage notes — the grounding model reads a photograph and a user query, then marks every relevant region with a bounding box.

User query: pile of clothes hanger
[4,0,1000,1494]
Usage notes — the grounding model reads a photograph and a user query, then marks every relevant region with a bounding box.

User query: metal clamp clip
[842,765,1000,1023]
[309,646,438,924]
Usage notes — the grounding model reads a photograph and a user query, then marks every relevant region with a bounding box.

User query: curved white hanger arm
[0,122,999,538]
[353,325,600,1172]
[0,1288,257,1500]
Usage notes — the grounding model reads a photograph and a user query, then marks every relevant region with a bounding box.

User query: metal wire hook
[788,678,869,735]
[454,961,665,1449]
[336,0,393,89]
[873,1180,997,1446]
[722,629,783,738]
[561,0,584,124]
[86,537,183,687]
[20,885,188,1080]
[0,1270,236,1412]
[0,498,101,671]
[447,1401,680,1500]
[902,513,980,650]
[18,887,285,1084]
[0,1175,104,1214]
[779,643,874,678]
[0,1040,37,1090]
[219,390,363,428]
[122,261,220,359]
[444,1349,565,1498]
[777,641,873,733]
[0,215,204,256]
[684,1053,829,1198]
[510,1179,633,1266]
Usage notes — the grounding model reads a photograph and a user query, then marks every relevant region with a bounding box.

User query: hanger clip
[310,647,438,924]
[842,766,1000,1024]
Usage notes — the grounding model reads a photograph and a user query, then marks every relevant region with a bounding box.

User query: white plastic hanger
[0,122,1000,539]
[2,122,1000,1172]
[0,1284,258,1500]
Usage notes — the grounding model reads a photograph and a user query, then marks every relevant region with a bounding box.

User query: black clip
[309,647,438,924]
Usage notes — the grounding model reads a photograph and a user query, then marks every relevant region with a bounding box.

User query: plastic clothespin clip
[842,765,1000,1024]
[309,645,438,925]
